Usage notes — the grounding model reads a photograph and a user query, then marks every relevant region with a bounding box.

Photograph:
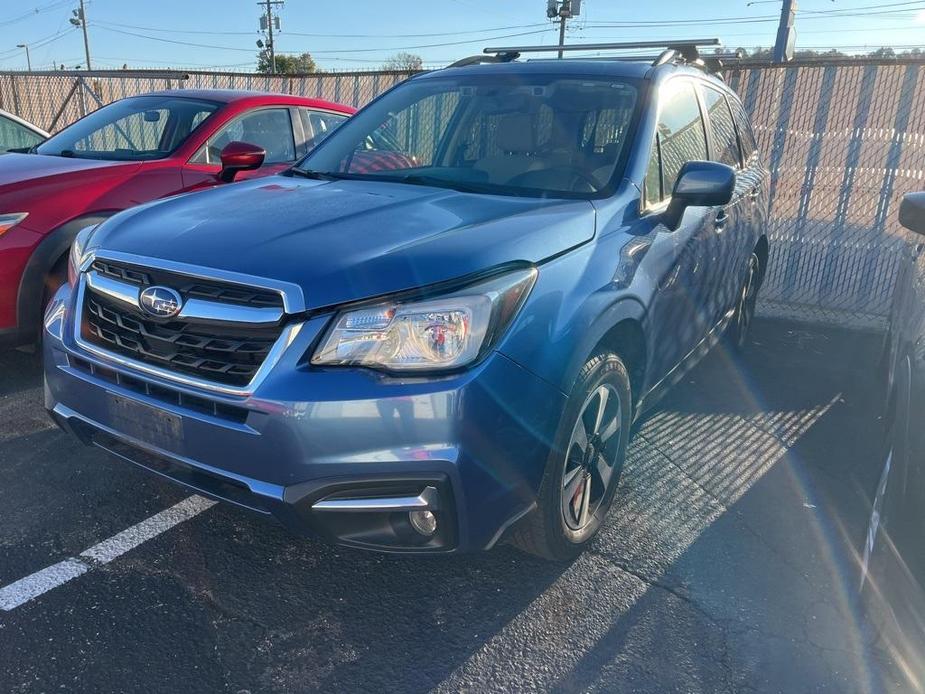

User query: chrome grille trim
[85,270,140,308]
[80,249,306,314]
[85,270,284,325]
[73,250,305,397]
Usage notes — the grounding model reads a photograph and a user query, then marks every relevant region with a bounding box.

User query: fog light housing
[409,509,437,536]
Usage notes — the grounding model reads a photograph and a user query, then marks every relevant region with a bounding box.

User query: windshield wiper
[286,168,340,180]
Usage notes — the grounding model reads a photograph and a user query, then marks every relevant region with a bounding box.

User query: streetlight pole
[16,44,31,72]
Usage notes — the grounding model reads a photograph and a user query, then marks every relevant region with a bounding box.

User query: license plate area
[107,393,183,449]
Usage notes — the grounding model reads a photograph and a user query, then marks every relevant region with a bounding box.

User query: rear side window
[657,80,708,196]
[702,86,741,168]
[729,97,757,160]
[302,109,348,146]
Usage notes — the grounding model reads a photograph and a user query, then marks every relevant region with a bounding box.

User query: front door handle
[715,210,729,232]
[748,187,760,203]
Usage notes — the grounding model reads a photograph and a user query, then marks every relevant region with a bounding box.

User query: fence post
[76,76,87,117]
[11,74,21,117]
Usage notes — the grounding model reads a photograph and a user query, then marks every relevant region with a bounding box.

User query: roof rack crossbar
[522,51,744,65]
[483,39,720,55]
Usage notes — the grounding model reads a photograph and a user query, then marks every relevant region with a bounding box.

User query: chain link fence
[0,69,417,134]
[1,60,923,330]
[727,58,925,329]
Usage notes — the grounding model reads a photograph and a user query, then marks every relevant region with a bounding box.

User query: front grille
[81,287,283,387]
[91,260,284,309]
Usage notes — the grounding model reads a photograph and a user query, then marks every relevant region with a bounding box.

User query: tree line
[257,51,423,74]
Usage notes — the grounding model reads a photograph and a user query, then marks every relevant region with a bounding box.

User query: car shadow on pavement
[0,318,900,693]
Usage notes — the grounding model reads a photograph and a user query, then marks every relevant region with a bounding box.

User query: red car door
[181,106,301,192]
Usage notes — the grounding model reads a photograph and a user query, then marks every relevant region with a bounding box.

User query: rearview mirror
[663,161,736,231]
[899,192,925,236]
[218,141,266,183]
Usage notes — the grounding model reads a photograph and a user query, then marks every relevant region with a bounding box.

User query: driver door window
[657,80,708,196]
[192,108,295,165]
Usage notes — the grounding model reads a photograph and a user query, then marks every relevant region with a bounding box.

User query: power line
[0,0,72,28]
[584,3,925,28]
[0,26,76,60]
[89,19,551,39]
[91,24,555,55]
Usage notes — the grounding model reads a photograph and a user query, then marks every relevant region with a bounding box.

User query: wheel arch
[594,318,647,406]
[558,297,648,406]
[16,212,115,338]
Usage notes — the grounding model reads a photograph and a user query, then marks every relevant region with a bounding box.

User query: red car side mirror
[218,141,266,183]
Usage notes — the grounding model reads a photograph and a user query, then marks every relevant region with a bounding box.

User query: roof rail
[483,39,720,57]
[448,51,520,68]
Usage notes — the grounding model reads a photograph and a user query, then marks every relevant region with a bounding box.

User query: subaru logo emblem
[139,286,183,319]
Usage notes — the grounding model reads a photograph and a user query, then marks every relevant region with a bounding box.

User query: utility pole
[773,0,797,63]
[69,0,92,70]
[557,6,567,59]
[16,44,31,72]
[258,0,284,73]
[547,0,580,59]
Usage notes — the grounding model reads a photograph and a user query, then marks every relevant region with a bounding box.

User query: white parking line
[0,495,216,611]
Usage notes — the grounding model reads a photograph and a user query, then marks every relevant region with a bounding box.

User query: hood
[0,152,138,188]
[89,176,597,311]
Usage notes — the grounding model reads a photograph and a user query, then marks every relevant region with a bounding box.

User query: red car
[0,89,354,346]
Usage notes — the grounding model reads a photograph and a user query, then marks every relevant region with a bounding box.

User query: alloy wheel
[561,384,623,532]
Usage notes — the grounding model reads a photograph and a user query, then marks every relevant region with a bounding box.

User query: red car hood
[0,152,139,187]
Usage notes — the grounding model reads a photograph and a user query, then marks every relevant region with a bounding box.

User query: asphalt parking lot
[0,318,905,692]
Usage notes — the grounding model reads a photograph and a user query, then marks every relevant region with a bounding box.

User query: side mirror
[899,192,925,237]
[218,141,265,183]
[663,160,736,230]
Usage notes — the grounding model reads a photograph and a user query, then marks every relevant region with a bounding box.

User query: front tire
[726,252,760,351]
[510,352,632,561]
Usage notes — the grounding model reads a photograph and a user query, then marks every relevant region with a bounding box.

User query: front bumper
[43,283,566,553]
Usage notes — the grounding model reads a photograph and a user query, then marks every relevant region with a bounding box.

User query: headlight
[0,212,28,237]
[67,224,97,286]
[311,268,537,372]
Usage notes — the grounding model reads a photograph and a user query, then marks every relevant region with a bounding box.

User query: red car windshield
[36,95,219,161]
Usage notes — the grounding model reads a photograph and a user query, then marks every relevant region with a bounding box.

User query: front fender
[498,239,647,397]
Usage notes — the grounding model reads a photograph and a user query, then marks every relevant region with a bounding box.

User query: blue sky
[0,0,922,72]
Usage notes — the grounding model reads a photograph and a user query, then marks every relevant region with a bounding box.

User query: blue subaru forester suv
[44,42,769,559]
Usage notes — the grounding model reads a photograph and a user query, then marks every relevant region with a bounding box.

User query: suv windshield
[36,95,219,161]
[295,73,640,198]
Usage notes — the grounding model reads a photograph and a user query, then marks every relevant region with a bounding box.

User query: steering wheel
[508,165,600,193]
